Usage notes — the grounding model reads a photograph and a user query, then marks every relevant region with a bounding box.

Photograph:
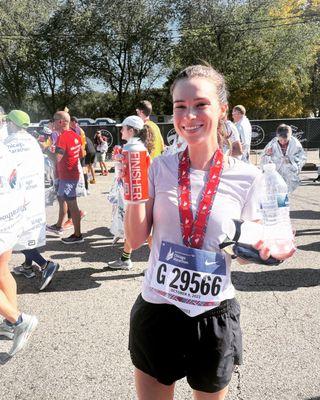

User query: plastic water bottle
[260,163,294,258]
[222,219,264,246]
[113,145,122,178]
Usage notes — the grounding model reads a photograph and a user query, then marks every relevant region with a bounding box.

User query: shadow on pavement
[0,352,11,365]
[295,229,320,237]
[290,210,320,220]
[16,267,144,294]
[297,241,320,252]
[232,268,320,292]
[305,398,320,400]
[43,226,150,264]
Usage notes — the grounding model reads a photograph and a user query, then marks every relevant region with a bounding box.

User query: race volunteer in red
[125,65,294,400]
[54,111,84,244]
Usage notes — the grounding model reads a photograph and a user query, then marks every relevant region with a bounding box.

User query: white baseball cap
[116,115,144,130]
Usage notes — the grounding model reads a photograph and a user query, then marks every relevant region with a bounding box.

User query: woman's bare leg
[135,368,175,400]
[0,250,20,323]
[193,386,228,400]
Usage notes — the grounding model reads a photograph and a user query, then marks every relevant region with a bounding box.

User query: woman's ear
[220,103,228,120]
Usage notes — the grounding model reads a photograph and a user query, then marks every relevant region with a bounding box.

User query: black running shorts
[129,295,242,393]
[85,153,95,165]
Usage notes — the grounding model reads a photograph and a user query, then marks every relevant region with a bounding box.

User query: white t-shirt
[0,142,24,254]
[142,153,262,314]
[223,120,241,159]
[225,120,240,144]
[236,116,252,162]
[5,130,46,250]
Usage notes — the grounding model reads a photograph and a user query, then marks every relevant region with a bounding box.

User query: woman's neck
[188,142,219,170]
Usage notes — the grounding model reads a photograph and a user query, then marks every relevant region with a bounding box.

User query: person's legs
[22,251,33,267]
[135,368,175,400]
[193,387,228,400]
[17,249,59,291]
[101,161,108,175]
[108,240,133,269]
[66,198,81,237]
[82,165,89,190]
[46,195,66,235]
[122,240,132,260]
[22,249,46,268]
[0,251,20,323]
[0,253,38,355]
[57,196,68,227]
[88,163,95,182]
[12,249,42,279]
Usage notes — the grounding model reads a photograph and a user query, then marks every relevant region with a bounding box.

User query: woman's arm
[124,197,154,249]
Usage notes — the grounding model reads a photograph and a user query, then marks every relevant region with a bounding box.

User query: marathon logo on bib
[150,241,227,317]
[160,241,226,275]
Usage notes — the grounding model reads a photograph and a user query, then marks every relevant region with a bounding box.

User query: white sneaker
[8,314,38,357]
[0,320,14,340]
[107,258,133,270]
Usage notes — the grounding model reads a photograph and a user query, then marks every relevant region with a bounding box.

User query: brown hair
[136,100,152,117]
[170,64,229,150]
[143,125,155,154]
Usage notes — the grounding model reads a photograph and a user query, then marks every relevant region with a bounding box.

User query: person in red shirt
[47,111,84,244]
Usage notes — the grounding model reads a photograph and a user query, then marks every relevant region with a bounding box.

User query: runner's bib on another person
[150,241,227,316]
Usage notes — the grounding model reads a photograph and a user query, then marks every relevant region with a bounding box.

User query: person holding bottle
[107,115,147,270]
[125,64,295,400]
[260,124,306,193]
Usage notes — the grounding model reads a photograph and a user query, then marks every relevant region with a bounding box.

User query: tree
[0,0,58,110]
[81,0,175,117]
[28,1,91,115]
[170,0,320,118]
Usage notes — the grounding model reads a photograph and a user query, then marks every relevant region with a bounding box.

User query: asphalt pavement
[1,167,320,400]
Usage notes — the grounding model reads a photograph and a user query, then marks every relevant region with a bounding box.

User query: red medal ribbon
[178,147,224,249]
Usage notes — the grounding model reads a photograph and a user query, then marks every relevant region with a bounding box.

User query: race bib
[150,241,228,317]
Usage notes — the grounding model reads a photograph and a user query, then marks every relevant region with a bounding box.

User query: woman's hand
[235,239,296,265]
[253,240,296,261]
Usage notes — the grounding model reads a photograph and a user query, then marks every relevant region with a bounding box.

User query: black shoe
[61,234,84,244]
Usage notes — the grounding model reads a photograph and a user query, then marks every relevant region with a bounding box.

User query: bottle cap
[263,163,276,172]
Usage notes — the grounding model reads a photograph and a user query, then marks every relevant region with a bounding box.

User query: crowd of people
[0,64,308,398]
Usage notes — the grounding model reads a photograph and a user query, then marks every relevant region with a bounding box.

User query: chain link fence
[27,117,320,165]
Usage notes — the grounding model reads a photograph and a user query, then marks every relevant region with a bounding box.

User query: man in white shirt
[232,105,252,163]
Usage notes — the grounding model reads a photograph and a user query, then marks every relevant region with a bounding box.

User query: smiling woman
[170,66,228,170]
[124,64,295,400]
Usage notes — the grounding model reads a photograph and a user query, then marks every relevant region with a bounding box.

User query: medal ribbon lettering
[178,147,224,249]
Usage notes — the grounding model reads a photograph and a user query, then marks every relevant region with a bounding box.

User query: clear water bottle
[260,163,294,258]
[222,219,264,246]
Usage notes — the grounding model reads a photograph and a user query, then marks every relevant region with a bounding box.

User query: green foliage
[80,0,174,111]
[171,0,320,118]
[0,0,320,120]
[0,0,59,109]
